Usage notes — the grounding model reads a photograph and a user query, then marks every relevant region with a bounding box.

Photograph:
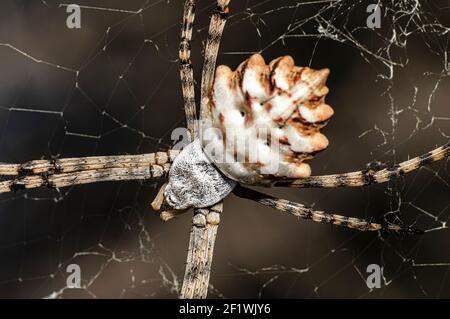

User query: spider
[150,0,448,234]
[0,0,448,299]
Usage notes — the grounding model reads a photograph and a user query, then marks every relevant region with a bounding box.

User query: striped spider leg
[235,142,449,234]
[199,0,231,118]
[179,0,197,138]
[233,142,448,234]
[0,151,178,193]
[0,141,447,235]
[233,185,424,235]
[273,142,450,189]
[0,142,447,208]
[151,0,201,220]
[179,0,231,137]
[178,0,231,300]
[179,0,232,135]
[151,0,232,220]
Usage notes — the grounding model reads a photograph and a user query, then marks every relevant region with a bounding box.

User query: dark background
[0,0,449,298]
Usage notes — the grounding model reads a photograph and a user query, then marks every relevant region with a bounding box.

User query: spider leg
[152,0,233,222]
[152,0,201,219]
[180,0,231,299]
[273,141,449,189]
[181,203,222,299]
[0,151,179,176]
[200,0,230,119]
[179,0,198,138]
[233,185,423,235]
[0,151,178,193]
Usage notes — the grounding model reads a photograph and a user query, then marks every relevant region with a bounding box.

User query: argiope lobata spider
[0,0,448,299]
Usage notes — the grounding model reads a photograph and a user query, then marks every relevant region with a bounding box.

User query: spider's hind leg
[233,185,424,235]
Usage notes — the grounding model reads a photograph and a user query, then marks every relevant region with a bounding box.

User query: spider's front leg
[151,139,236,221]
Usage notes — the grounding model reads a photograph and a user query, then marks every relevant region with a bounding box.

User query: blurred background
[0,0,449,298]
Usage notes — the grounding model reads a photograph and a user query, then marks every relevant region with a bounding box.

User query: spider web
[0,0,449,298]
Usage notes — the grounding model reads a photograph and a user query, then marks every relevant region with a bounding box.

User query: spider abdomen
[201,54,334,185]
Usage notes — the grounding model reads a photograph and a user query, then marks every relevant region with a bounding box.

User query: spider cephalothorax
[157,139,236,211]
[153,53,335,216]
